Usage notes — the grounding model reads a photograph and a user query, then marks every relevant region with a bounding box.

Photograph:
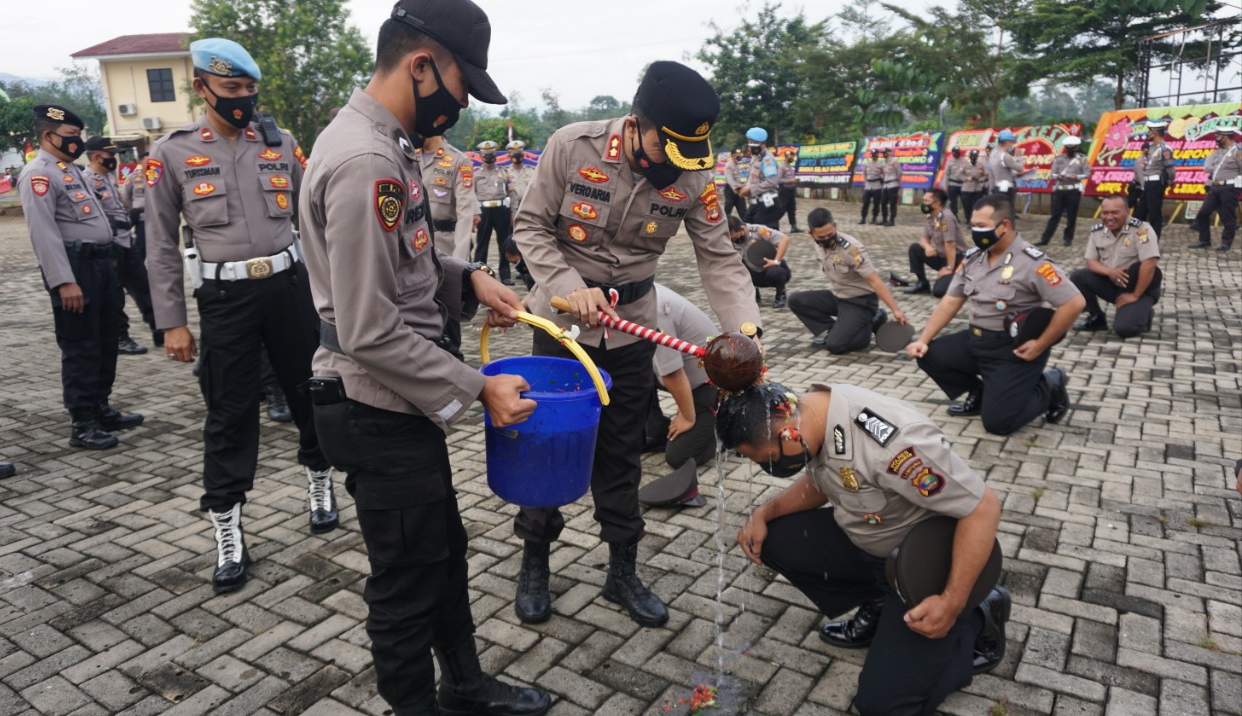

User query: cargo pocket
[257,171,294,218]
[183,180,229,227]
[631,217,680,255]
[557,193,612,247]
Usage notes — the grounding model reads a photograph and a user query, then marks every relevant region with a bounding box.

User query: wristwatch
[463,262,496,282]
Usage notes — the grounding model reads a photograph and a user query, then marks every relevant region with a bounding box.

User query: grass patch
[1187,517,1209,529]
[989,698,1009,716]
[1030,488,1044,501]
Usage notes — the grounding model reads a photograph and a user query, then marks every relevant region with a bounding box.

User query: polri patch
[374,179,404,233]
[30,176,49,197]
[1036,262,1062,286]
[856,409,897,447]
[911,467,945,497]
[146,158,164,188]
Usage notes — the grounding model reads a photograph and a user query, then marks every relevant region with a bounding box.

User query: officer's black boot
[972,586,1012,674]
[69,408,119,450]
[947,387,983,417]
[871,308,887,333]
[819,594,885,648]
[98,403,144,432]
[265,384,293,423]
[773,288,787,309]
[601,541,669,627]
[515,541,552,624]
[1044,367,1070,424]
[209,503,251,594]
[117,335,148,355]
[435,638,552,716]
[1072,312,1108,331]
[305,467,339,534]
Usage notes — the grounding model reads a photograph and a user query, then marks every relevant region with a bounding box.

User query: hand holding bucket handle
[479,308,611,406]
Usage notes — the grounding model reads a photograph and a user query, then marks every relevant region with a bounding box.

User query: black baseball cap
[632,61,720,171]
[390,0,507,105]
[84,136,119,153]
[34,104,84,129]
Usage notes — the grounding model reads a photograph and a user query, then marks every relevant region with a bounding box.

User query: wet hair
[972,193,1014,225]
[727,215,745,233]
[807,207,834,229]
[925,187,948,205]
[715,381,797,450]
[375,19,445,73]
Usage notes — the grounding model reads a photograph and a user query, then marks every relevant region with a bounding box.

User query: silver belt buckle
[245,256,274,279]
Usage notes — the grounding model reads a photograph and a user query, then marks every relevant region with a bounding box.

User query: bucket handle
[479,311,611,406]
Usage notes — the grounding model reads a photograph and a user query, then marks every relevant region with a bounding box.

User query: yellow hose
[480,312,611,406]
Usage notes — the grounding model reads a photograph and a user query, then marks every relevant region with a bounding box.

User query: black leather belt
[65,242,114,259]
[433,220,457,232]
[582,275,656,306]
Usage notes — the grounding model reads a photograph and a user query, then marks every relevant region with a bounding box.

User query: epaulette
[1090,222,1103,232]
[964,246,982,259]
[837,236,852,249]
[1023,245,1045,259]
[1127,217,1141,227]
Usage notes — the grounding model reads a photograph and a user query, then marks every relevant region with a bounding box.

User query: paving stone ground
[0,198,1239,716]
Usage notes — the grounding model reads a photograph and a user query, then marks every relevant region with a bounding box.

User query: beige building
[71,33,203,151]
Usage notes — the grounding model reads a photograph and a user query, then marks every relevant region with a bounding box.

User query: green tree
[0,94,37,153]
[1,64,108,137]
[190,0,372,152]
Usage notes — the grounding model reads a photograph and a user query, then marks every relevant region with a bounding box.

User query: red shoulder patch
[700,182,721,223]
[30,176,49,197]
[145,159,164,188]
[460,165,473,188]
[244,127,259,142]
[1036,262,1062,286]
[199,127,216,142]
[294,145,307,169]
[374,179,404,233]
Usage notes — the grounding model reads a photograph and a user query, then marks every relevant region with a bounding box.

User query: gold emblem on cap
[695,122,710,136]
[208,56,232,75]
[740,322,757,337]
[661,125,710,142]
[840,467,860,492]
[46,107,65,121]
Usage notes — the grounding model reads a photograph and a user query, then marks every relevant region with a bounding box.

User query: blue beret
[997,129,1016,142]
[746,127,768,143]
[190,38,262,81]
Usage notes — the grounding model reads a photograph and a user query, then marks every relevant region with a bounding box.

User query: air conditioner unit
[118,103,138,117]
[142,117,162,131]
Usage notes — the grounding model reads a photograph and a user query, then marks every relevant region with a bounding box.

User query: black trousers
[114,242,156,338]
[45,254,120,413]
[724,185,748,221]
[883,186,900,221]
[747,197,783,230]
[861,188,882,221]
[763,510,981,716]
[1197,186,1239,248]
[779,186,797,228]
[960,191,984,218]
[195,264,327,511]
[946,184,963,219]
[515,332,656,544]
[1040,189,1082,245]
[788,290,878,355]
[906,245,958,297]
[1069,263,1162,338]
[644,383,719,469]
[916,329,1054,435]
[1143,180,1166,237]
[472,206,511,280]
[749,261,791,291]
[313,400,476,712]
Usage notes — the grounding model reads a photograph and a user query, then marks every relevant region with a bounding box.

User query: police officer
[788,208,908,354]
[83,137,158,356]
[1038,135,1090,246]
[880,149,901,226]
[1190,126,1241,251]
[1071,195,1162,337]
[420,134,479,261]
[643,283,719,469]
[513,60,762,629]
[506,140,536,213]
[989,130,1029,199]
[1136,119,1175,237]
[907,193,1083,435]
[728,216,791,308]
[905,188,966,297]
[724,148,749,221]
[119,153,162,350]
[860,150,884,225]
[960,149,989,217]
[718,381,1011,716]
[473,140,514,284]
[740,127,782,229]
[778,149,801,232]
[146,39,337,594]
[300,1,552,712]
[942,147,968,218]
[19,105,144,450]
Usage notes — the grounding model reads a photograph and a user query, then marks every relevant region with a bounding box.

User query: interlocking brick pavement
[0,198,1239,715]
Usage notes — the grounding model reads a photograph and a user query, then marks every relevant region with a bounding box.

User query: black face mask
[760,439,810,478]
[510,153,523,165]
[1065,147,1077,155]
[101,157,118,172]
[482,154,496,165]
[412,59,462,139]
[203,82,258,129]
[749,144,764,156]
[631,119,681,190]
[970,155,978,165]
[1216,138,1227,148]
[813,232,837,249]
[952,150,961,158]
[51,133,85,160]
[971,224,1002,250]
[920,204,934,215]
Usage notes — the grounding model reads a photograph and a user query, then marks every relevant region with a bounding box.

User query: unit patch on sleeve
[374,179,405,233]
[886,447,917,475]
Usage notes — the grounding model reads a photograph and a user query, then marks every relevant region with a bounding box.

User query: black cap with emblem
[1005,307,1059,348]
[632,61,720,172]
[390,0,507,105]
[886,516,1002,610]
[84,136,119,153]
[34,104,84,129]
[638,459,706,508]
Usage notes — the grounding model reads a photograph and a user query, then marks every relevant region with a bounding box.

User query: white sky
[0,0,923,112]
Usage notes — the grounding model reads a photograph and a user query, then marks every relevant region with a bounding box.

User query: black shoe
[870,218,880,225]
[502,277,515,286]
[1189,242,1211,249]
[790,226,803,233]
[1063,240,1073,247]
[871,308,887,332]
[884,220,895,227]
[811,330,832,347]
[1216,245,1232,252]
[1073,312,1107,331]
[773,291,787,309]
[904,281,930,294]
[117,337,148,355]
[972,586,1012,674]
[1045,367,1070,424]
[306,467,339,534]
[601,542,668,627]
[887,272,911,287]
[209,503,251,594]
[265,387,293,423]
[1035,239,1051,246]
[859,218,867,225]
[515,541,552,624]
[819,595,885,648]
[152,330,165,348]
[437,639,553,716]
[0,462,14,479]
[69,410,119,450]
[98,404,144,432]
[754,288,762,305]
[947,388,982,417]
[643,434,668,454]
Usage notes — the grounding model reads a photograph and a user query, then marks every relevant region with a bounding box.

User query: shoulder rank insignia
[605,134,622,163]
[834,425,846,455]
[56,161,68,171]
[1023,245,1045,259]
[856,409,897,447]
[1090,222,1103,232]
[1127,217,1141,226]
[200,127,216,142]
[964,246,981,259]
[244,127,259,142]
[837,236,852,249]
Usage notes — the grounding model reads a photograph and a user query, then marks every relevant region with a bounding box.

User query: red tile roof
[71,33,190,58]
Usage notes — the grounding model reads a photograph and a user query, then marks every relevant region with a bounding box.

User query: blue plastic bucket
[479,356,613,508]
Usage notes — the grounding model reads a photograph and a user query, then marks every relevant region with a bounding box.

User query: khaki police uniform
[760,383,989,716]
[788,232,882,354]
[746,146,783,228]
[1070,217,1162,337]
[989,149,1025,197]
[84,165,157,342]
[861,158,884,224]
[881,156,901,223]
[513,115,761,545]
[420,141,478,261]
[1196,141,1240,249]
[120,164,149,262]
[1039,151,1091,246]
[916,237,1081,435]
[643,283,719,469]
[472,157,513,281]
[778,159,799,230]
[960,158,989,217]
[146,115,329,512]
[733,223,791,296]
[724,156,748,220]
[507,159,537,214]
[908,209,966,297]
[943,154,968,217]
[19,151,121,416]
[1135,140,1175,237]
